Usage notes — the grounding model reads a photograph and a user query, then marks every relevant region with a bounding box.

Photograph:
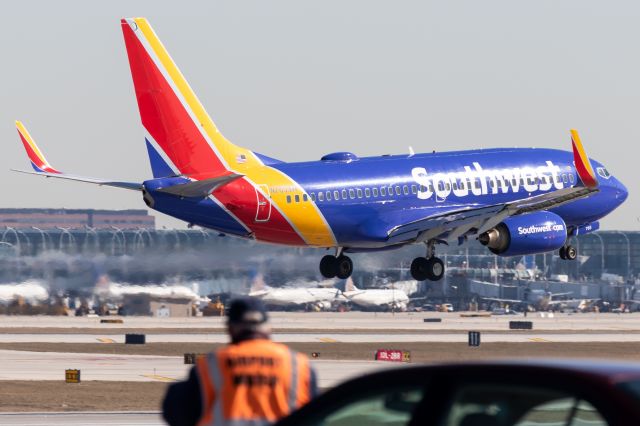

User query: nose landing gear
[320,248,353,279]
[410,240,445,281]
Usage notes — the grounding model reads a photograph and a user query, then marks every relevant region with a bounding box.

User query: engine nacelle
[478,211,567,256]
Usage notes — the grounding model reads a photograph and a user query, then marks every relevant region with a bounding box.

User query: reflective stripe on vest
[199,348,301,426]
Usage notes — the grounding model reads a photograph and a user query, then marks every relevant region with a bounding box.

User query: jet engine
[478,211,567,256]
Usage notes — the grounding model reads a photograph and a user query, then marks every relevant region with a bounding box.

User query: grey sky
[2,1,638,229]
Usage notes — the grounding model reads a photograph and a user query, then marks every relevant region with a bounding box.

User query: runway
[0,331,639,343]
[3,312,640,332]
[0,412,162,425]
[0,349,399,388]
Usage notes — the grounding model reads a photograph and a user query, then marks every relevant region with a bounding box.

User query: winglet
[15,121,61,174]
[570,129,598,189]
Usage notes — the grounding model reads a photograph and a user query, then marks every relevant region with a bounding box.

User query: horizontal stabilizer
[12,169,142,191]
[13,121,142,191]
[156,173,244,198]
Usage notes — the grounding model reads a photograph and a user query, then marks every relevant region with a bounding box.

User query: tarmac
[0,349,399,387]
[2,311,640,331]
[0,412,163,425]
[2,311,640,423]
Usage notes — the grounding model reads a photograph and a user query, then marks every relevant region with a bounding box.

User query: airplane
[14,18,628,282]
[338,278,411,311]
[248,275,346,311]
[484,288,598,311]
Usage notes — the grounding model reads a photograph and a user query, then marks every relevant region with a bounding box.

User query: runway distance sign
[375,349,411,363]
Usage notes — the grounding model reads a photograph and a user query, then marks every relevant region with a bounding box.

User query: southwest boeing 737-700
[14,18,628,282]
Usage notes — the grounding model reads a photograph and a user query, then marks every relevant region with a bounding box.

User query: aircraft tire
[410,257,429,281]
[426,257,445,281]
[336,255,353,279]
[565,245,578,261]
[320,255,338,278]
[559,246,567,260]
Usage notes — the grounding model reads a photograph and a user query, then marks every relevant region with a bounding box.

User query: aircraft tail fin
[121,18,261,179]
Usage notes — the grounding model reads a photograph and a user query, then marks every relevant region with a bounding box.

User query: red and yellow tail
[15,121,60,174]
[121,18,260,179]
[570,129,598,189]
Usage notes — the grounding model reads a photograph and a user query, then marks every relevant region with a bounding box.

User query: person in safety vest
[163,296,318,426]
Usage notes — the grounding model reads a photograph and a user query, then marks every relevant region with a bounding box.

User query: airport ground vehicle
[275,360,640,426]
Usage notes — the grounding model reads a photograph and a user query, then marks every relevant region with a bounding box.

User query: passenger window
[438,182,444,191]
[318,192,324,201]
[303,194,308,202]
[297,386,425,426]
[381,187,387,196]
[452,182,458,191]
[365,188,371,198]
[357,188,363,198]
[562,174,568,183]
[411,185,417,194]
[334,191,339,200]
[395,186,401,195]
[309,193,315,202]
[286,195,291,203]
[402,185,409,195]
[372,188,379,197]
[512,178,517,186]
[445,183,450,191]
[342,190,347,199]
[294,194,300,203]
[349,189,355,199]
[475,181,481,189]
[569,174,575,184]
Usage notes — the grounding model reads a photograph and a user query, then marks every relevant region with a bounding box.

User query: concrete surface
[0,412,163,425]
[0,349,398,388]
[0,332,639,343]
[2,312,640,331]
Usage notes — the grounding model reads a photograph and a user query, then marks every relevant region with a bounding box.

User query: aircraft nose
[614,177,629,204]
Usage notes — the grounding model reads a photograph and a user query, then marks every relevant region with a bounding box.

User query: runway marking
[96,337,116,344]
[529,337,550,342]
[318,337,339,343]
[141,374,178,382]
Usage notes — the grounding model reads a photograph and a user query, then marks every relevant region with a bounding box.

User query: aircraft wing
[387,130,599,245]
[547,298,600,306]
[482,297,525,304]
[13,121,142,191]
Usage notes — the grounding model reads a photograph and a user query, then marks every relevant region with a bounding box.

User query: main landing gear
[410,240,445,282]
[559,244,578,261]
[320,248,353,279]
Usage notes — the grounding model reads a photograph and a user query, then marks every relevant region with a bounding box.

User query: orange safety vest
[196,339,313,426]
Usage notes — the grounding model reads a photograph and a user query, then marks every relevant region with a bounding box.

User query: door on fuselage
[255,184,271,222]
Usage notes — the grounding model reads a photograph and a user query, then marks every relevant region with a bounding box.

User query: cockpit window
[597,167,611,179]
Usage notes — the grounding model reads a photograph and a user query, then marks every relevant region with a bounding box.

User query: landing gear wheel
[564,245,578,261]
[411,257,429,281]
[425,257,445,281]
[336,255,353,279]
[320,255,338,278]
[559,247,567,260]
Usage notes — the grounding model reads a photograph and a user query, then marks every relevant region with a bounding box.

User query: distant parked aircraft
[338,278,411,311]
[484,288,598,311]
[249,275,346,311]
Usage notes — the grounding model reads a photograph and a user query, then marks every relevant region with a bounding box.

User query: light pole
[613,231,631,281]
[592,233,606,277]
